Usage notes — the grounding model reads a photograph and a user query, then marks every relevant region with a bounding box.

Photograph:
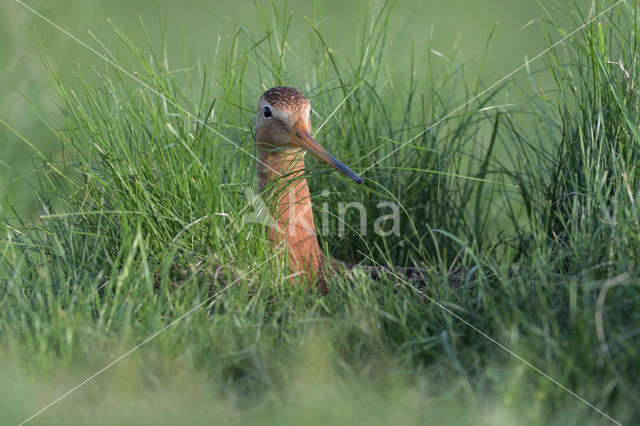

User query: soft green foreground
[1,1,640,425]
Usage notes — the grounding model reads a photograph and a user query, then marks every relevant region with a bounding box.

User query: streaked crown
[257,86,311,130]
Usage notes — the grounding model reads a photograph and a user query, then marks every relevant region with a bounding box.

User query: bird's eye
[263,106,272,118]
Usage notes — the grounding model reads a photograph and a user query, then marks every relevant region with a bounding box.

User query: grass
[1,0,639,424]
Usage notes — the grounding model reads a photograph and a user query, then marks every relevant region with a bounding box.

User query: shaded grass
[1,0,639,424]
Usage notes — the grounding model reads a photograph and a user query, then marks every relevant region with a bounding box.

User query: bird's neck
[257,146,326,286]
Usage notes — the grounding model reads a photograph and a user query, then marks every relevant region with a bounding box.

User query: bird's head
[256,86,363,184]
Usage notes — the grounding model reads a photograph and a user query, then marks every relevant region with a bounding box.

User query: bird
[254,86,439,292]
[255,86,363,291]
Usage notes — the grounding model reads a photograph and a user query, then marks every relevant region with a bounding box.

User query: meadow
[1,0,639,424]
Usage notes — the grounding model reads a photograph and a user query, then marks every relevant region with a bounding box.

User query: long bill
[291,121,364,184]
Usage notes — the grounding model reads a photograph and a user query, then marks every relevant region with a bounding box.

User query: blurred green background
[1,0,587,215]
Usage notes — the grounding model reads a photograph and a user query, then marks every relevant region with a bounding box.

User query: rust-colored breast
[257,148,327,292]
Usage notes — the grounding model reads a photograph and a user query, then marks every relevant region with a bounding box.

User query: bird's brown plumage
[255,87,362,291]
